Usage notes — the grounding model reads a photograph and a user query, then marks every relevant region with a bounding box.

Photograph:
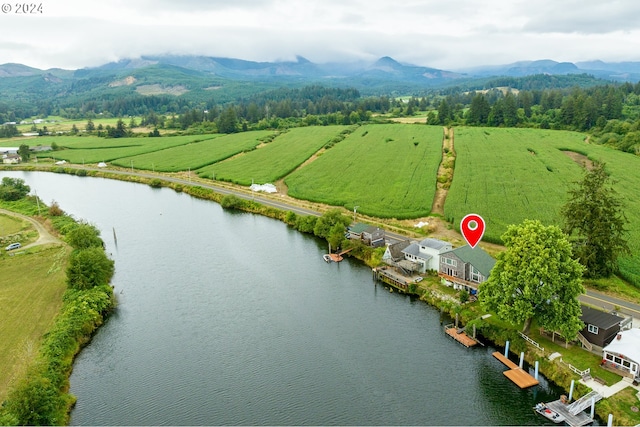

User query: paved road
[14,165,640,321]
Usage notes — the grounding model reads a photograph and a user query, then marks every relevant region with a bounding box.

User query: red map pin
[460,214,485,248]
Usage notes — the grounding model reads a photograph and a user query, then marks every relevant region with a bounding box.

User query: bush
[66,247,114,290]
[149,178,163,188]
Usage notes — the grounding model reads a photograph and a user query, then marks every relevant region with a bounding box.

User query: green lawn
[0,245,68,400]
[196,126,349,185]
[285,123,443,218]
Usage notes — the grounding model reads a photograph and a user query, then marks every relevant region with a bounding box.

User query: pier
[444,324,479,347]
[540,391,602,427]
[492,351,539,388]
[372,266,416,292]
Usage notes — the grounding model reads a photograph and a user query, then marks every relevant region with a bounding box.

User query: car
[5,242,21,251]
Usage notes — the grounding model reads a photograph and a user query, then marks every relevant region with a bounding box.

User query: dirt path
[0,208,62,249]
[431,127,455,215]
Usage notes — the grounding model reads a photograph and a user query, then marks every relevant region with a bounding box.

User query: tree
[0,177,30,201]
[66,223,104,249]
[479,219,584,338]
[86,119,95,132]
[217,107,238,134]
[561,161,630,277]
[66,247,115,290]
[18,144,30,162]
[313,209,350,240]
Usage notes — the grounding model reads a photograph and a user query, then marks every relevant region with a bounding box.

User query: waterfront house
[579,305,627,348]
[401,238,452,273]
[2,154,20,164]
[347,223,385,247]
[438,245,495,295]
[602,328,640,382]
[382,240,411,263]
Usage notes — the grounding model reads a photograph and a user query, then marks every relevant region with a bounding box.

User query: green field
[113,131,275,172]
[34,135,219,164]
[0,245,68,400]
[445,126,640,285]
[285,124,443,218]
[196,126,349,184]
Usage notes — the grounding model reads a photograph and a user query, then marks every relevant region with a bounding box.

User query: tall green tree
[18,144,30,162]
[66,247,115,290]
[0,177,30,201]
[561,161,630,277]
[479,219,584,338]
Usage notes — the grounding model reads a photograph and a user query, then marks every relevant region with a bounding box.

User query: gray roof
[580,306,624,329]
[441,245,496,277]
[386,240,411,260]
[419,238,450,250]
[402,243,432,261]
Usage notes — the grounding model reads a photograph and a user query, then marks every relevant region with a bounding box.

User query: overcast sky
[1,0,640,70]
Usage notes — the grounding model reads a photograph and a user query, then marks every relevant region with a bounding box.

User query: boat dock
[492,351,539,388]
[444,324,480,347]
[541,391,602,427]
[372,266,415,292]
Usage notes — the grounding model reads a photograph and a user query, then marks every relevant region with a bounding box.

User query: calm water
[2,171,564,425]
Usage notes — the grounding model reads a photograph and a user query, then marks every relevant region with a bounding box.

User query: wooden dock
[492,351,539,388]
[544,398,596,427]
[444,325,479,347]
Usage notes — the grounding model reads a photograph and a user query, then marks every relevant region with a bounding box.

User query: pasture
[196,126,349,185]
[285,124,443,218]
[0,245,68,400]
[114,131,276,172]
[445,126,640,285]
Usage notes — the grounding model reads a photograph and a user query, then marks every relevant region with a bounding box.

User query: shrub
[149,178,163,188]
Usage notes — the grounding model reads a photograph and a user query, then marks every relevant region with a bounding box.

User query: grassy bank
[0,197,115,426]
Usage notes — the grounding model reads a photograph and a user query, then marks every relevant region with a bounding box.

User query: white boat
[323,254,332,262]
[534,403,565,423]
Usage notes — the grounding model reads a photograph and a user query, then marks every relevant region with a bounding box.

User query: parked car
[5,242,21,251]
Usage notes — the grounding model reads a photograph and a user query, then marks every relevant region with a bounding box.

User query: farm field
[112,131,275,172]
[34,135,219,164]
[446,126,640,285]
[285,123,443,218]
[196,126,349,185]
[0,245,68,401]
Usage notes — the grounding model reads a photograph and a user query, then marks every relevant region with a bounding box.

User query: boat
[533,403,565,423]
[323,254,332,262]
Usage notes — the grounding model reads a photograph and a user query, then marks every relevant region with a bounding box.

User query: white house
[602,328,640,381]
[401,238,452,273]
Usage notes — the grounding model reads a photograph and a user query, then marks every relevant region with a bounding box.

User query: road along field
[445,126,640,286]
[196,126,349,185]
[285,123,443,219]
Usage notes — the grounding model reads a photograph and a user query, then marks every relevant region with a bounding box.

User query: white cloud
[0,0,639,70]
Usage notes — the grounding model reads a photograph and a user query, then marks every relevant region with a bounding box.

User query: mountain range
[1,55,639,107]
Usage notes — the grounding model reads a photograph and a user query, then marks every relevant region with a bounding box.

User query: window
[606,354,614,361]
[587,324,599,334]
[444,258,457,267]
[470,265,481,282]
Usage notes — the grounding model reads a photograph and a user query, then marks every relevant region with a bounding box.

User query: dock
[372,266,416,292]
[492,351,539,388]
[540,391,602,427]
[444,324,479,347]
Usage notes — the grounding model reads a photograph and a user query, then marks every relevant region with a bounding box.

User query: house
[438,245,496,294]
[382,240,411,263]
[401,238,452,273]
[346,223,385,247]
[2,154,20,164]
[602,328,640,381]
[579,305,627,348]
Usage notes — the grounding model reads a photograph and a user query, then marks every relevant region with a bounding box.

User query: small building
[602,328,640,381]
[2,154,21,164]
[438,245,495,294]
[347,223,385,247]
[382,240,411,263]
[579,305,626,348]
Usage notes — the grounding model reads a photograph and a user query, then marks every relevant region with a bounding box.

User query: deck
[444,325,479,347]
[544,399,595,427]
[492,351,539,388]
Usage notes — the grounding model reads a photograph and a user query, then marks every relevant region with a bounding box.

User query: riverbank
[1,165,638,425]
[0,197,116,425]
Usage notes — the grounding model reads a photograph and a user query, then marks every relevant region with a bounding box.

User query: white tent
[250,183,277,193]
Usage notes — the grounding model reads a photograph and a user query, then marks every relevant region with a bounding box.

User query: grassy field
[196,126,349,185]
[0,214,26,236]
[0,244,68,400]
[33,135,218,164]
[285,123,443,218]
[446,126,640,285]
[114,130,275,172]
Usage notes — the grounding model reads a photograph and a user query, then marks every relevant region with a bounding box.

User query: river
[2,171,564,425]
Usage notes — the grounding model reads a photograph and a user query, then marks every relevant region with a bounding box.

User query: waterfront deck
[444,324,479,347]
[492,351,539,388]
[543,398,596,427]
